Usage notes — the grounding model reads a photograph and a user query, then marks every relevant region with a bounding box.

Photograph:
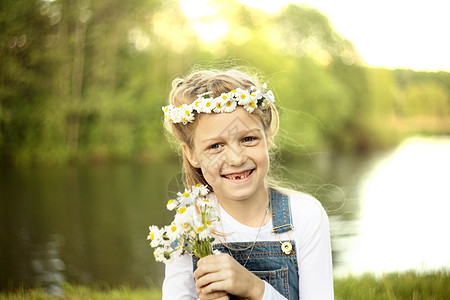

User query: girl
[161,68,333,299]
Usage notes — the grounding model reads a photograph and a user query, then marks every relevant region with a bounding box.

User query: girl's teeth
[226,170,251,180]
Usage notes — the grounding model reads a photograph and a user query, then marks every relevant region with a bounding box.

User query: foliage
[1,0,450,165]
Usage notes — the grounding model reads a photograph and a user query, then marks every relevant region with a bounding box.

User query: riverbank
[1,270,449,300]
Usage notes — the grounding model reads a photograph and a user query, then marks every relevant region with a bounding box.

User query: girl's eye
[243,136,255,143]
[209,143,221,150]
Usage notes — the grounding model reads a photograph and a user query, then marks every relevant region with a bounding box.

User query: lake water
[332,136,450,276]
[1,136,449,292]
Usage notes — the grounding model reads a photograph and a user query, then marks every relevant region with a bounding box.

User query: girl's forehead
[193,107,265,142]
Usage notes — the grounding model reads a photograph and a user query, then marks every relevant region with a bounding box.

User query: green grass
[334,270,450,300]
[0,284,162,300]
[1,271,449,299]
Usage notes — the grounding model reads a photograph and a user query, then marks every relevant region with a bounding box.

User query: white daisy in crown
[262,90,275,107]
[238,94,257,113]
[162,84,276,124]
[197,97,214,113]
[221,92,237,113]
[234,88,247,102]
[181,105,195,124]
[212,98,226,113]
[192,98,203,112]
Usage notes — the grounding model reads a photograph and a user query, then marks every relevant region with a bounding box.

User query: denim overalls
[193,188,299,299]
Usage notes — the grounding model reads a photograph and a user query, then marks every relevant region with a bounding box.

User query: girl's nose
[225,145,246,166]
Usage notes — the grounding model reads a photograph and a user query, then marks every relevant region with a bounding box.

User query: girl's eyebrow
[199,127,263,145]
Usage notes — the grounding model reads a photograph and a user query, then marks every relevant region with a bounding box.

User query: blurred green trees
[1,0,449,165]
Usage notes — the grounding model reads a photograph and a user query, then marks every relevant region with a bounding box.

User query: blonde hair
[165,68,279,189]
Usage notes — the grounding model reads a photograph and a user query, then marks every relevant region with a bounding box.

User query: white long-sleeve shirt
[162,189,334,300]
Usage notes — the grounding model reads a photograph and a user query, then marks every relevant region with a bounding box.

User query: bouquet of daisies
[148,183,219,263]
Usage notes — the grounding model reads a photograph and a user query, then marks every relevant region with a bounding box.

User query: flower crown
[162,83,275,124]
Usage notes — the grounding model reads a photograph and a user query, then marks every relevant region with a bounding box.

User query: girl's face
[184,107,270,203]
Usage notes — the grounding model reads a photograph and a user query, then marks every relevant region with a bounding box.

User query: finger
[198,290,228,300]
[196,270,230,289]
[197,253,226,269]
[200,280,233,296]
[197,253,231,266]
[204,294,229,300]
[198,288,228,300]
[194,254,232,280]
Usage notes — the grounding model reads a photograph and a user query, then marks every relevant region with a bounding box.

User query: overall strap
[270,188,294,234]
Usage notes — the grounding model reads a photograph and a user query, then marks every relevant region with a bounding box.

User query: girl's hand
[194,253,265,300]
[196,290,229,300]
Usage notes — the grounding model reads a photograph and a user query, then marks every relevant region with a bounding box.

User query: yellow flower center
[182,192,189,197]
[167,199,174,205]
[249,101,255,107]
[216,102,222,108]
[205,102,211,107]
[185,110,190,116]
[206,220,211,225]
[179,207,187,214]
[222,95,228,100]
[240,94,246,99]
[182,223,189,229]
[196,226,204,232]
[150,232,154,240]
[164,107,169,112]
[226,101,232,107]
[171,225,177,232]
[196,183,202,187]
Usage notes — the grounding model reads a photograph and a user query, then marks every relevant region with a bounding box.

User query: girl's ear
[182,143,200,168]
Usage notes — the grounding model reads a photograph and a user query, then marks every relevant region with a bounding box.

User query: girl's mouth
[221,169,254,180]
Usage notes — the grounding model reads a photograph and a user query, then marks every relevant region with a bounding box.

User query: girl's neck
[216,185,270,227]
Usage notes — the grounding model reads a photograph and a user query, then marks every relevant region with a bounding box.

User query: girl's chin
[217,189,255,202]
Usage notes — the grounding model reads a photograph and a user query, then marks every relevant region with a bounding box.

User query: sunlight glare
[305,0,450,71]
[178,0,229,43]
[178,0,217,18]
[192,20,228,43]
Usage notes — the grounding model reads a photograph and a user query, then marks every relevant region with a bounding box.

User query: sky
[179,0,450,71]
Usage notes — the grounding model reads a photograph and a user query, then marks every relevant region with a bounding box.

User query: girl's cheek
[208,156,224,173]
[199,155,224,181]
